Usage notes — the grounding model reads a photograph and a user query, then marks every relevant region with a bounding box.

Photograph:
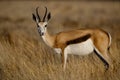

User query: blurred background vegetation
[0,1,120,80]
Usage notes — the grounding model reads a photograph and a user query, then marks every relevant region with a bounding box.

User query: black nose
[41,32,44,36]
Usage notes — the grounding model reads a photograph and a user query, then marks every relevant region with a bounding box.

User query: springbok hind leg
[94,48,110,71]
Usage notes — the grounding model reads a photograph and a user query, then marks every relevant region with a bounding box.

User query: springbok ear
[32,13,36,22]
[47,12,51,21]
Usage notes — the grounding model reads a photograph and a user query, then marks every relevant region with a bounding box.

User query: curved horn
[36,7,41,22]
[43,7,47,22]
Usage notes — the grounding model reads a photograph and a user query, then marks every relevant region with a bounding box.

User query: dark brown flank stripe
[66,34,91,45]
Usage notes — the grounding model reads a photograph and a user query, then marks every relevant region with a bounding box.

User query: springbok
[32,7,112,70]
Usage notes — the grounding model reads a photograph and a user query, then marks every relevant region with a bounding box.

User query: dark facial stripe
[66,34,91,45]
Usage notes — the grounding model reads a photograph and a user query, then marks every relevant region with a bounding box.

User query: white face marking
[64,39,94,55]
[38,22,48,35]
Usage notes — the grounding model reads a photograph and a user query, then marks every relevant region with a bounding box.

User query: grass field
[0,1,120,80]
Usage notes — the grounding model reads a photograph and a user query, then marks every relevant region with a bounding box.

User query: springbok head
[32,7,51,36]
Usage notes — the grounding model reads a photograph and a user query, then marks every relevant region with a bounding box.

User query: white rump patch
[64,39,94,55]
[108,32,112,47]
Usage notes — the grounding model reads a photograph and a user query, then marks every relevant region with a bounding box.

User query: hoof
[104,64,109,71]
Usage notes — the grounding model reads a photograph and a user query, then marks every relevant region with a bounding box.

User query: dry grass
[0,1,120,80]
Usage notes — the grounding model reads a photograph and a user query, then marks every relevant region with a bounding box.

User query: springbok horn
[36,7,41,22]
[43,7,47,22]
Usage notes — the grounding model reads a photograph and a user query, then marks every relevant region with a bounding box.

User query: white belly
[65,39,94,55]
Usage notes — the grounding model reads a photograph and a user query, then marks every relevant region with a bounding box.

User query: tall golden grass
[0,1,120,80]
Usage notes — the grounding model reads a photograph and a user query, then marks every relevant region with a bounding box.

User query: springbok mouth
[37,27,44,36]
[41,33,44,36]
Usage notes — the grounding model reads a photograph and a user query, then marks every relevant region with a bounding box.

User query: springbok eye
[45,25,47,27]
[37,24,39,27]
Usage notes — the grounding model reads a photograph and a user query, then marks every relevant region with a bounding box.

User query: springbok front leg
[58,45,68,70]
[63,48,68,70]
